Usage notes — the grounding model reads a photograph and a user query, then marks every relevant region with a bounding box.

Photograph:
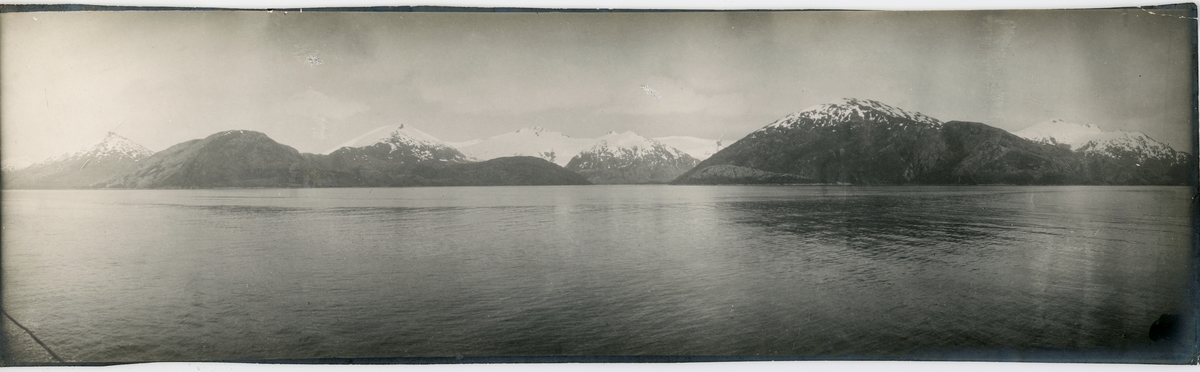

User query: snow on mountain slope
[763,98,942,131]
[332,125,712,167]
[582,131,681,157]
[1012,120,1105,148]
[5,132,155,188]
[1013,119,1181,160]
[44,132,155,164]
[455,126,596,166]
[327,124,450,154]
[652,136,727,160]
[565,131,699,184]
[1074,131,1180,159]
[678,98,954,185]
[327,124,469,162]
[446,139,482,148]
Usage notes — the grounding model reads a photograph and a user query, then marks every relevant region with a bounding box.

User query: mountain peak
[328,124,469,163]
[567,131,699,184]
[765,98,941,131]
[652,136,727,160]
[327,124,449,154]
[1013,119,1180,159]
[515,126,546,133]
[5,131,154,188]
[383,124,444,145]
[213,129,268,138]
[59,132,154,162]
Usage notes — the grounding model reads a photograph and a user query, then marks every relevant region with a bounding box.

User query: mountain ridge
[96,130,588,189]
[565,131,700,184]
[326,124,470,163]
[453,126,596,166]
[4,132,155,189]
[7,99,1190,188]
[675,98,1192,185]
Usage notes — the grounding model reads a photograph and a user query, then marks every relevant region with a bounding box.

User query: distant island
[3,98,1193,189]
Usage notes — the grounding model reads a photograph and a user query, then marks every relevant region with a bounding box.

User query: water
[1,186,1194,363]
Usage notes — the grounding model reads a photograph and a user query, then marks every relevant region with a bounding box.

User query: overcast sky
[1,7,1194,162]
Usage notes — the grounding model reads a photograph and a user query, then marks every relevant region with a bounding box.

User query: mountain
[934,121,1089,184]
[326,156,592,187]
[674,98,1192,185]
[1014,119,1182,160]
[1012,120,1105,148]
[442,156,591,186]
[446,126,729,167]
[565,131,699,184]
[454,126,595,166]
[325,124,469,163]
[1013,119,1192,184]
[652,136,727,161]
[4,132,154,189]
[677,98,947,185]
[449,127,705,183]
[106,130,328,188]
[102,130,587,188]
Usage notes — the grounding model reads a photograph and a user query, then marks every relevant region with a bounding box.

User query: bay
[1,185,1193,363]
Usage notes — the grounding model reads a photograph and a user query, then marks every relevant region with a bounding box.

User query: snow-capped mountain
[454,126,596,166]
[683,97,950,184]
[676,98,1191,185]
[678,98,1058,185]
[762,98,942,132]
[108,130,323,188]
[328,125,711,180]
[1076,132,1182,160]
[565,131,699,184]
[103,130,588,188]
[328,124,469,163]
[1013,119,1181,161]
[5,132,155,188]
[451,126,728,165]
[1012,119,1104,148]
[652,136,726,161]
[52,132,155,163]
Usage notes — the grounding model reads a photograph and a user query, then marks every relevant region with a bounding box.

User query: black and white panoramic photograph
[1,1,1197,367]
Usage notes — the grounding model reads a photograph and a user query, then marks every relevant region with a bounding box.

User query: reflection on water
[1,186,1193,363]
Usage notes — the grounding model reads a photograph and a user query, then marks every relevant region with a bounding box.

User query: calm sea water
[1,186,1194,363]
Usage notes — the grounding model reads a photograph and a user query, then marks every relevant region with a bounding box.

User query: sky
[1,5,1195,163]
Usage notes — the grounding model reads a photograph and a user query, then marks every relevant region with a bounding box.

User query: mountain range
[1014,119,1185,161]
[674,98,1192,185]
[325,124,470,163]
[7,129,589,189]
[447,126,594,166]
[4,98,1192,188]
[565,131,699,184]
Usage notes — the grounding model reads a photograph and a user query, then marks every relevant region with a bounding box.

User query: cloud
[411,55,615,114]
[284,89,370,121]
[601,76,750,117]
